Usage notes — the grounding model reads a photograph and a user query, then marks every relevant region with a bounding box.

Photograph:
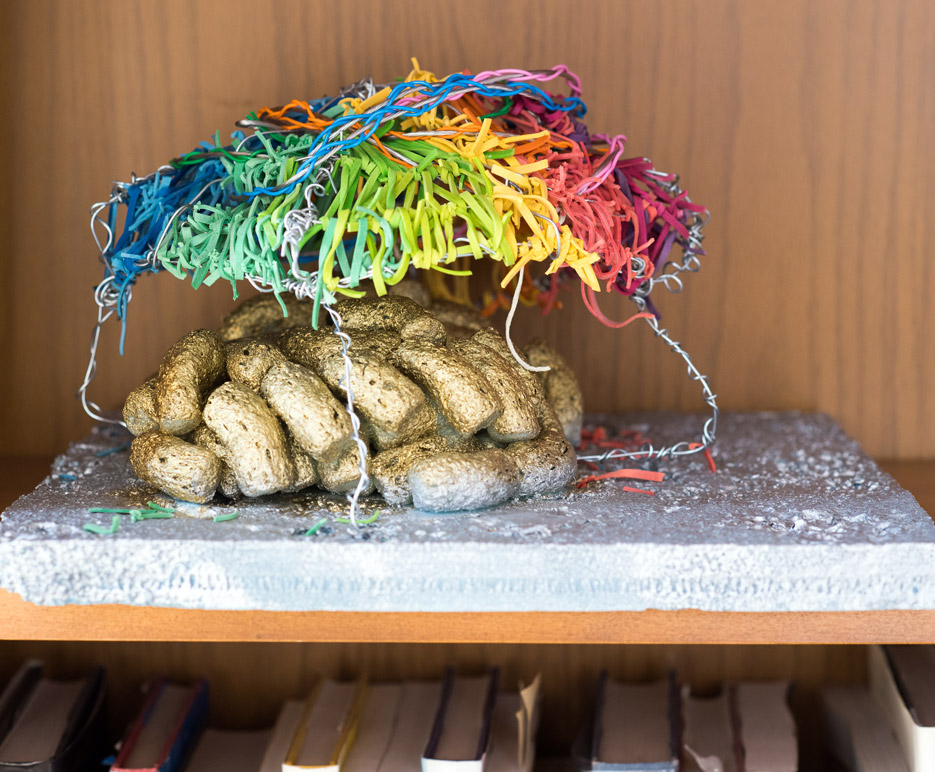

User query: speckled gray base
[1,412,933,612]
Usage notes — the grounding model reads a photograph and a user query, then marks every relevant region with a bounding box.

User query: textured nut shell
[130,432,220,504]
[363,400,438,451]
[260,361,353,462]
[278,328,401,371]
[505,427,577,496]
[123,378,159,436]
[429,300,491,335]
[284,436,319,492]
[522,339,584,446]
[454,339,539,442]
[315,351,425,435]
[226,339,286,392]
[371,436,448,505]
[219,294,319,342]
[335,296,446,345]
[203,382,295,497]
[387,278,431,308]
[393,341,501,436]
[409,449,521,512]
[191,424,240,499]
[155,329,226,436]
[318,442,374,495]
[469,329,549,409]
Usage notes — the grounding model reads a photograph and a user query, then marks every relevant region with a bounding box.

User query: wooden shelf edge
[1,590,932,644]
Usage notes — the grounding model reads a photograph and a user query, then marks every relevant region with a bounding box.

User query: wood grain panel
[0,0,932,458]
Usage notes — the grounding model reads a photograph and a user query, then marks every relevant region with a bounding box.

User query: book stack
[90,669,539,772]
[15,649,935,772]
[820,644,934,772]
[574,672,798,772]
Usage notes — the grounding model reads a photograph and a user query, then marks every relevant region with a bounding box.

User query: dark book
[422,667,500,771]
[0,660,107,772]
[576,672,680,772]
[110,678,209,772]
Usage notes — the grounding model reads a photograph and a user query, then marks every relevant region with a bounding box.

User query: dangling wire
[323,305,369,527]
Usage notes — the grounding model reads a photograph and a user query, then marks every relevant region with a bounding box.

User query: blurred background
[0,0,932,458]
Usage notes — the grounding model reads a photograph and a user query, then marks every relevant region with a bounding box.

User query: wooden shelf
[1,590,933,643]
[1,456,933,644]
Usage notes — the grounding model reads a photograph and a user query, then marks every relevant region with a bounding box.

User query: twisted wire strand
[323,306,370,528]
[575,293,718,464]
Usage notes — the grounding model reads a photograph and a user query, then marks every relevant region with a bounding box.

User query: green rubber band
[301,517,328,536]
[83,515,121,536]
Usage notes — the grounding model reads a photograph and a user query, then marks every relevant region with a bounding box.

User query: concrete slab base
[1,412,933,612]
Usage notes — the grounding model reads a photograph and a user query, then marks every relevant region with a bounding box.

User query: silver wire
[576,292,718,464]
[322,305,370,528]
[79,174,223,425]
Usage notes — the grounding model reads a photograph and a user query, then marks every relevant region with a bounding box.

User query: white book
[260,700,305,772]
[376,681,443,772]
[592,676,678,771]
[343,683,403,772]
[821,686,910,772]
[868,645,935,772]
[187,728,272,772]
[733,682,797,772]
[422,669,499,771]
[283,679,365,772]
[485,675,541,772]
[681,687,738,772]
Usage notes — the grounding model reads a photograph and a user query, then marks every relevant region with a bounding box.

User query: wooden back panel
[0,0,932,457]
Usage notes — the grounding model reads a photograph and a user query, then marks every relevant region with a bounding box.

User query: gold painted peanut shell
[218,293,318,342]
[318,442,373,495]
[226,338,286,392]
[371,435,448,506]
[202,382,295,497]
[335,295,446,345]
[123,377,159,436]
[454,338,539,442]
[408,449,521,512]
[505,427,577,496]
[315,351,426,436]
[523,339,584,446]
[260,361,353,462]
[190,423,241,500]
[155,329,227,436]
[392,341,501,436]
[130,431,221,504]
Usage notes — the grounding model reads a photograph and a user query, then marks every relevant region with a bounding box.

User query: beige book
[283,679,366,772]
[186,728,272,772]
[343,683,403,772]
[734,682,797,772]
[681,688,737,772]
[597,679,676,768]
[486,676,542,772]
[259,700,306,772]
[868,645,935,772]
[376,681,443,771]
[821,686,910,772]
[422,670,498,771]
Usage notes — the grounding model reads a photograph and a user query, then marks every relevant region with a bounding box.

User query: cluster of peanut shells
[124,290,583,512]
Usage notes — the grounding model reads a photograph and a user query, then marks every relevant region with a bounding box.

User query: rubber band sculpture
[81,62,717,518]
